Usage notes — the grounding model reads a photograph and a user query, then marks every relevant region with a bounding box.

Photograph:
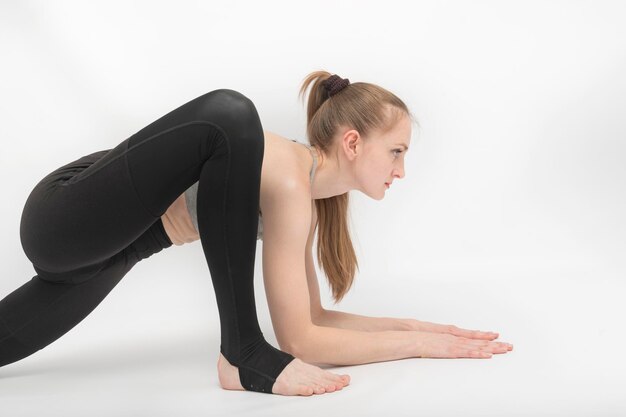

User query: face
[345,111,413,200]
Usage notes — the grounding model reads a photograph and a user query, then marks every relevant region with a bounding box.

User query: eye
[392,149,403,157]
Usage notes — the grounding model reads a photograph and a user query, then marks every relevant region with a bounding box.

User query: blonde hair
[298,70,416,304]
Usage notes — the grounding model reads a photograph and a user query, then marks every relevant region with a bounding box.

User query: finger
[448,326,500,340]
[461,342,511,353]
[457,338,513,351]
[417,321,501,341]
[457,337,491,346]
[418,321,497,339]
[459,349,493,359]
[479,343,511,354]
[471,350,493,359]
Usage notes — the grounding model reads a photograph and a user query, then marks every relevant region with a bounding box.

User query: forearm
[314,308,414,332]
[292,325,416,366]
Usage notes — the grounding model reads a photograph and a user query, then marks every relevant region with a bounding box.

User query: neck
[310,145,357,200]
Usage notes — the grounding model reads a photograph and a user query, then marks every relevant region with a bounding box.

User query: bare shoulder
[260,130,311,209]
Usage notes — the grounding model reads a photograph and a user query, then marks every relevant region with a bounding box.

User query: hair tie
[323,74,350,97]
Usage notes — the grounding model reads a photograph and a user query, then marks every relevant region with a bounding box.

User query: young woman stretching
[0,71,513,396]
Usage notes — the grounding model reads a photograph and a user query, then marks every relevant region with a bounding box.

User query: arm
[304,200,413,332]
[314,309,414,332]
[292,326,417,366]
[260,182,418,366]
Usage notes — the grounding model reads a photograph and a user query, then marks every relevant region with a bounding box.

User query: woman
[0,71,512,396]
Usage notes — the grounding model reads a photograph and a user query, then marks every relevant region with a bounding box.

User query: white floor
[1,253,624,417]
[1,1,625,415]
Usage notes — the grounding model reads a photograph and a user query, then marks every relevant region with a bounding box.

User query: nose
[393,167,405,180]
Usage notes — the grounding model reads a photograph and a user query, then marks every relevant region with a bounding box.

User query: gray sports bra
[184,139,317,240]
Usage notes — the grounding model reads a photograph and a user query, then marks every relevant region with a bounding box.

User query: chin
[360,184,386,201]
[370,190,386,201]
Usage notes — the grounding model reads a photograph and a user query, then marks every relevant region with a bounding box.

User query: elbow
[289,341,307,361]
[281,325,318,361]
[311,307,327,326]
[277,339,298,358]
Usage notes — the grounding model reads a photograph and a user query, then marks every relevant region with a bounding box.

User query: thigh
[19,89,248,274]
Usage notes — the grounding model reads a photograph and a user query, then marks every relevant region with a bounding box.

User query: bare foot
[217,353,350,396]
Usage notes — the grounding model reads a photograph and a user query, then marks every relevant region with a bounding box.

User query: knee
[196,89,262,136]
[208,89,255,112]
[34,262,105,285]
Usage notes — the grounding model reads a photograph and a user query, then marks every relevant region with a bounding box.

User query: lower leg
[0,220,170,368]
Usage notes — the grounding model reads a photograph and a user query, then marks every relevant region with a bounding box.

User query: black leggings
[0,89,295,393]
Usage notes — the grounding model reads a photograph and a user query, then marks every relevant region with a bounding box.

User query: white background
[1,0,625,416]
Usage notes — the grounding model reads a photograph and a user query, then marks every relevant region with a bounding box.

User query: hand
[406,319,508,342]
[411,330,513,359]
